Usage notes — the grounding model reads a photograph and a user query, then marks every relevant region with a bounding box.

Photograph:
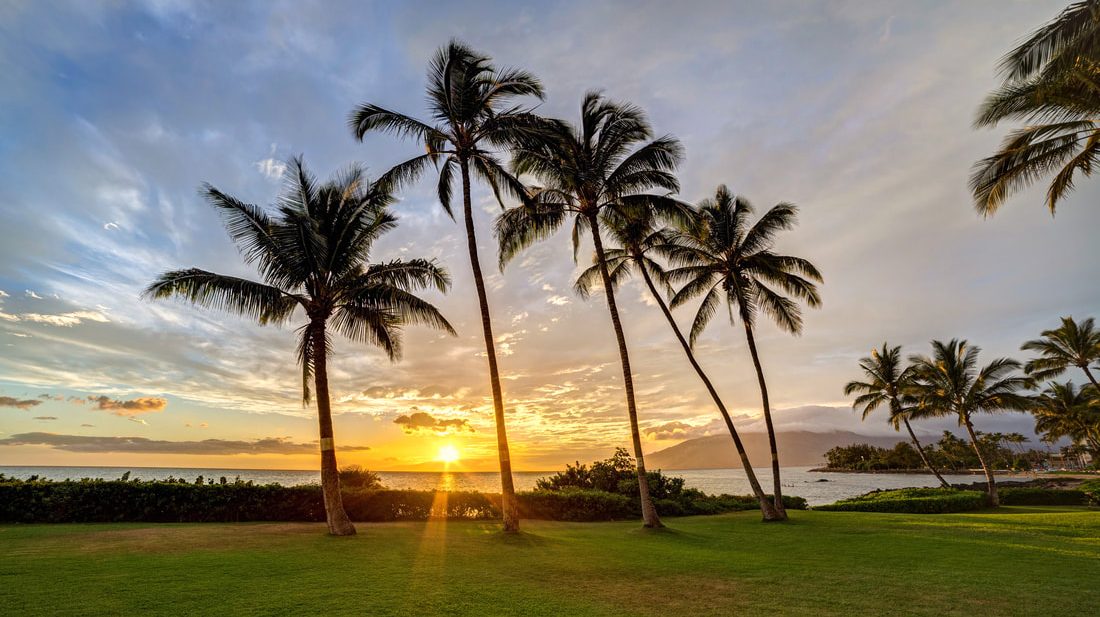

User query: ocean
[0,465,1016,506]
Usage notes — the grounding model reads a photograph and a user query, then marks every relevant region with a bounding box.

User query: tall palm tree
[971,0,1100,215]
[843,344,951,488]
[908,340,1032,507]
[667,186,822,520]
[496,92,687,528]
[1021,316,1100,390]
[572,206,782,520]
[1032,381,1100,456]
[349,41,544,532]
[145,158,455,535]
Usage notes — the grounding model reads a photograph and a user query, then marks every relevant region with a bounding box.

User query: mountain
[646,431,903,470]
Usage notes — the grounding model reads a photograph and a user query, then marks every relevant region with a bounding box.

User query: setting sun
[437,445,460,464]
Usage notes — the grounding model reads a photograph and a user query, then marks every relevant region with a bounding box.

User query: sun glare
[437,445,460,464]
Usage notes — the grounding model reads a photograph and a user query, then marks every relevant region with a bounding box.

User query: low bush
[0,476,803,523]
[814,488,989,514]
[997,487,1088,506]
[1079,479,1100,505]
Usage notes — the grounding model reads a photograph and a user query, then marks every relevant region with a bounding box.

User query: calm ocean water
[0,465,1016,506]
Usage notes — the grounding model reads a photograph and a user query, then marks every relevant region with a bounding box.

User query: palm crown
[843,343,917,429]
[145,157,455,401]
[1031,381,1100,449]
[908,340,1033,423]
[349,40,544,213]
[971,0,1100,214]
[495,90,688,266]
[1021,316,1100,385]
[667,186,822,346]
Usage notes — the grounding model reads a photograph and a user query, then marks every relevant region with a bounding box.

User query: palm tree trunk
[312,320,356,536]
[962,416,998,507]
[459,158,519,533]
[902,418,951,488]
[741,321,787,518]
[636,263,779,520]
[1082,366,1100,392]
[590,219,661,528]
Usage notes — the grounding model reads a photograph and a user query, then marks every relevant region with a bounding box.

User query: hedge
[997,488,1089,506]
[0,478,805,524]
[814,488,990,514]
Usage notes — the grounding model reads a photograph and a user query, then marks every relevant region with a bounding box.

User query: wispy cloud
[0,432,371,455]
[0,397,41,410]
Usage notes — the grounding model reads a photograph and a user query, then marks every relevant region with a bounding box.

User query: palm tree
[843,344,951,488]
[572,206,782,520]
[1032,381,1100,457]
[908,340,1032,507]
[1021,316,1100,391]
[971,0,1100,215]
[145,158,455,535]
[496,92,687,528]
[666,186,822,520]
[349,41,545,532]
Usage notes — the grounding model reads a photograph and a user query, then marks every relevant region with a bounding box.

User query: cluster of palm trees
[148,41,822,534]
[972,0,1100,216]
[845,316,1100,507]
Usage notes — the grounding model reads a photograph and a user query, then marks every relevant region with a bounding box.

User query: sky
[1,0,1097,472]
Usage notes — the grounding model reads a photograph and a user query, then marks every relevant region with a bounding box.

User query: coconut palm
[666,186,822,520]
[971,1,1100,215]
[1021,316,1100,390]
[572,206,782,520]
[145,158,455,535]
[349,41,545,532]
[908,340,1032,507]
[1032,381,1100,456]
[496,92,687,528]
[843,344,951,488]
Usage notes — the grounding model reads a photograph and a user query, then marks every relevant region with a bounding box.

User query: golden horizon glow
[437,444,460,464]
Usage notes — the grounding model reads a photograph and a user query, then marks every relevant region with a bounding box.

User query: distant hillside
[646,431,903,470]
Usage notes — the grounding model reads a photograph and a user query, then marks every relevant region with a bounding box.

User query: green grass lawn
[2,507,1098,616]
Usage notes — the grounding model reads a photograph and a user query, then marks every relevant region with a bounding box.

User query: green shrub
[517,489,636,521]
[997,487,1088,506]
[814,488,989,513]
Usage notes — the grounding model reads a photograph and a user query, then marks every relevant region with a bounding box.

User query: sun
[437,444,460,464]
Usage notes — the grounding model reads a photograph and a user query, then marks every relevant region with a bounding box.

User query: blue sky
[0,0,1097,470]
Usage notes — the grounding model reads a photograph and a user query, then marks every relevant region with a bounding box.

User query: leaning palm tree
[1021,316,1100,390]
[145,157,455,535]
[496,92,687,528]
[667,186,822,520]
[971,1,1100,215]
[908,340,1033,507]
[349,41,544,532]
[843,344,951,488]
[1032,381,1100,456]
[573,206,782,520]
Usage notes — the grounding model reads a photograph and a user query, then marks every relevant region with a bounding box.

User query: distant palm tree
[843,344,951,488]
[145,158,455,535]
[908,340,1032,507]
[667,186,822,520]
[496,92,687,528]
[573,206,782,520]
[971,0,1100,215]
[1021,316,1100,391]
[1032,381,1100,456]
[349,41,545,532]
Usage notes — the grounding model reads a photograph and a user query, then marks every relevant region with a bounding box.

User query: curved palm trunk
[741,322,787,519]
[1082,366,1100,392]
[459,158,519,533]
[312,321,356,536]
[962,416,998,507]
[590,220,661,528]
[637,263,779,520]
[902,418,951,488]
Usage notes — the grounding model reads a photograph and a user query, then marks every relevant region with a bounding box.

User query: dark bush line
[0,478,806,524]
[814,486,1094,513]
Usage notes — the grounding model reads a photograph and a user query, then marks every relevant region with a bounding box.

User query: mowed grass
[2,507,1098,616]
